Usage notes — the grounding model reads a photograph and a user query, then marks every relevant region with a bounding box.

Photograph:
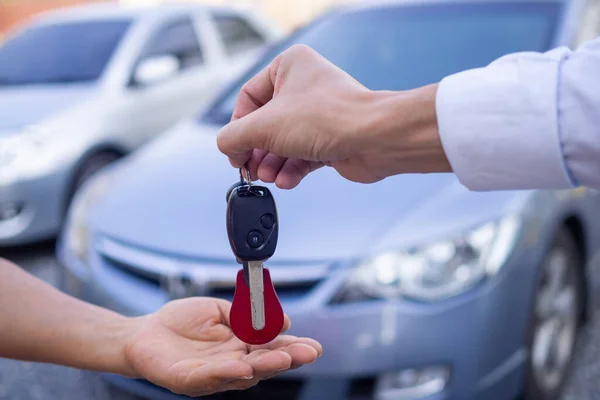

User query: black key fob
[226,184,278,263]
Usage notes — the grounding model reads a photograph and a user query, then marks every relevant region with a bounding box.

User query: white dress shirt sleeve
[436,37,600,191]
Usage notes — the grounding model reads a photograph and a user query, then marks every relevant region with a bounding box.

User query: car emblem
[162,270,208,299]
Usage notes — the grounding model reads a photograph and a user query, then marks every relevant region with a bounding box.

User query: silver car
[0,3,279,246]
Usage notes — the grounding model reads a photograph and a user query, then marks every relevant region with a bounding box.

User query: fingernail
[241,375,254,380]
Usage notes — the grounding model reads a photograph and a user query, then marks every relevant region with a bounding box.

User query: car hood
[0,84,96,132]
[94,120,524,263]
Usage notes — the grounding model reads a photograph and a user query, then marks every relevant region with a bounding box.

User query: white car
[0,2,280,246]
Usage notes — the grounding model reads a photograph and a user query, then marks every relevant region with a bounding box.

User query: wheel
[72,152,121,194]
[525,229,584,400]
[65,151,121,214]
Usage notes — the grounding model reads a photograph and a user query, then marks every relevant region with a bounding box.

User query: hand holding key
[227,167,285,344]
[217,45,449,189]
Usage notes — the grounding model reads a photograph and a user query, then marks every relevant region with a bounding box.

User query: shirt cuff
[435,56,574,191]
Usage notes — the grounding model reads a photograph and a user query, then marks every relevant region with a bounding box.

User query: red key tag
[230,268,284,345]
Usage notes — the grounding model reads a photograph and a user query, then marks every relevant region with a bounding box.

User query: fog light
[0,202,23,222]
[375,366,450,400]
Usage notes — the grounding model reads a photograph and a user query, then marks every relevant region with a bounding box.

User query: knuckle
[239,80,253,97]
[286,44,315,59]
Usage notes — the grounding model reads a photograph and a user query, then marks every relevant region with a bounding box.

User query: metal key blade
[246,260,265,330]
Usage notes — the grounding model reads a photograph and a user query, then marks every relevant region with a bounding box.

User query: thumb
[217,107,274,168]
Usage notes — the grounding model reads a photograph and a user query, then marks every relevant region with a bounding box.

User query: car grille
[97,236,332,300]
[104,255,163,287]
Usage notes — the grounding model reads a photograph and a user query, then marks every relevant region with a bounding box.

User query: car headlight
[0,123,85,185]
[0,125,55,184]
[63,168,116,264]
[336,216,521,302]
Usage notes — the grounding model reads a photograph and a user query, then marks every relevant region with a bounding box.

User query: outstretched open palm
[124,297,321,397]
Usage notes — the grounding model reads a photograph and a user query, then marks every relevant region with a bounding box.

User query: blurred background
[0,0,361,36]
[2,0,600,399]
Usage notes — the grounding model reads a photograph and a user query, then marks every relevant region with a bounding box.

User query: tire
[524,229,584,400]
[65,151,122,214]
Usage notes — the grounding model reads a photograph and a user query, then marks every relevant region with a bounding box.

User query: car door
[109,13,222,149]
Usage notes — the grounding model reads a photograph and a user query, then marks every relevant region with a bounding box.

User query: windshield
[203,2,560,124]
[0,19,132,85]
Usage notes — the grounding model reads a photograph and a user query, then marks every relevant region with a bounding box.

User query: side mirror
[132,55,180,87]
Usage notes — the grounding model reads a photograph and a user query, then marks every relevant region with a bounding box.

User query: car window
[213,15,265,56]
[203,2,560,124]
[0,19,131,85]
[141,18,203,70]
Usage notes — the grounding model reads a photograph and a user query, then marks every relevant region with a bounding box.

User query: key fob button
[260,213,275,229]
[247,230,264,248]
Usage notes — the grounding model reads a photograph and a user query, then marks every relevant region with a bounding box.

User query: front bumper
[0,168,69,246]
[58,239,540,400]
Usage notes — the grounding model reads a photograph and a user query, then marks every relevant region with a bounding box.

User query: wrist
[61,309,142,378]
[96,315,142,378]
[55,303,142,378]
[359,84,451,178]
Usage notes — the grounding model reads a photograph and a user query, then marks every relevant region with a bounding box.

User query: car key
[226,167,284,345]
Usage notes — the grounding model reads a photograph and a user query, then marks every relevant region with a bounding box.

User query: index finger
[231,59,278,122]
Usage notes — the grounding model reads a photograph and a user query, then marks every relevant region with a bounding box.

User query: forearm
[0,258,137,376]
[366,39,600,191]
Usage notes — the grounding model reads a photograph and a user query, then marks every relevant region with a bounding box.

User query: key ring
[239,165,252,187]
